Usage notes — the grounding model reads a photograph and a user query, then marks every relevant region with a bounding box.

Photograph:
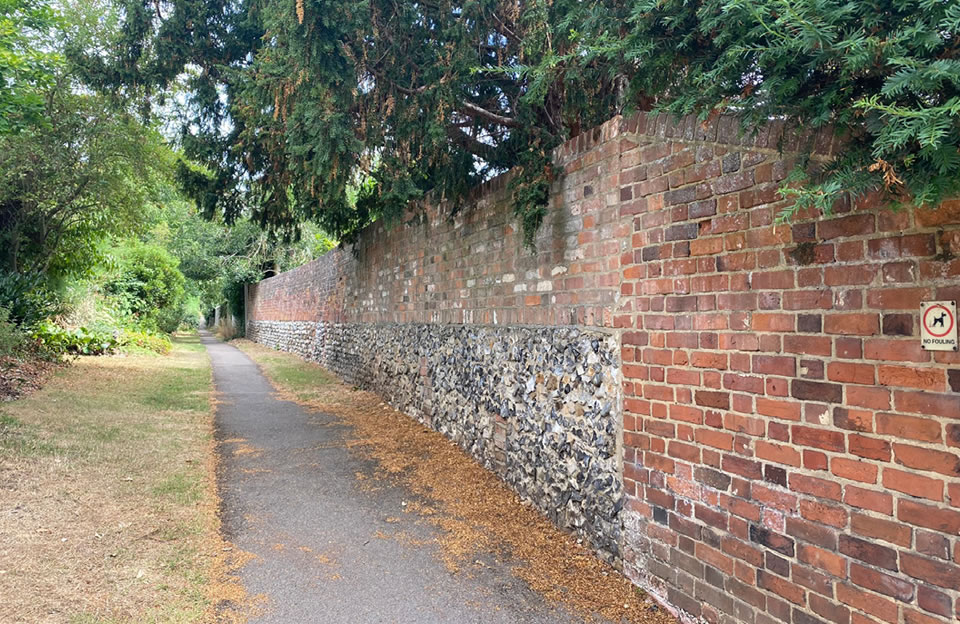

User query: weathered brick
[883,467,944,501]
[849,563,915,601]
[898,500,960,534]
[790,473,842,501]
[839,534,899,571]
[878,365,945,391]
[832,407,873,432]
[845,487,894,515]
[892,443,960,477]
[757,569,805,605]
[831,457,878,483]
[900,553,960,590]
[851,512,911,546]
[819,214,876,240]
[916,585,953,617]
[849,435,891,461]
[836,583,899,623]
[792,425,845,452]
[875,413,941,442]
[666,222,700,241]
[824,313,879,336]
[750,525,796,556]
[894,390,960,416]
[827,362,876,385]
[881,313,913,336]
[791,380,843,403]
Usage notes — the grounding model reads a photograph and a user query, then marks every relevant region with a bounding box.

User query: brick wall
[616,114,960,624]
[246,112,960,624]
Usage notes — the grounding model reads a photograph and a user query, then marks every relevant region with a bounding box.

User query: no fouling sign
[920,300,958,351]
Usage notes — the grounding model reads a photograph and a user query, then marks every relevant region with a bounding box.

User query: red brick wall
[248,119,628,329]
[247,111,960,624]
[247,248,350,323]
[617,113,960,624]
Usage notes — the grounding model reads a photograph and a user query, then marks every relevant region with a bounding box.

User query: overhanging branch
[458,101,519,128]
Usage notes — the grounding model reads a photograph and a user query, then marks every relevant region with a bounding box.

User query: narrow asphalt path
[203,333,591,624]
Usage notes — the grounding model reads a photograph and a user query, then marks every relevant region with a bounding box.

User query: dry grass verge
[232,339,675,624]
[0,333,248,624]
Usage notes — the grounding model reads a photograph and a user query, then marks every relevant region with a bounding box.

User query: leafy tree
[0,0,182,316]
[0,90,175,279]
[105,0,960,237]
[0,0,60,134]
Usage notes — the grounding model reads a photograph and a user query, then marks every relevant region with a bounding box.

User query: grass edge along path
[231,338,676,624]
[0,333,253,624]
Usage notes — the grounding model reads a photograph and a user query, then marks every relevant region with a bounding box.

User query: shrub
[0,272,60,327]
[31,321,120,356]
[119,329,172,355]
[104,244,186,334]
[0,307,29,357]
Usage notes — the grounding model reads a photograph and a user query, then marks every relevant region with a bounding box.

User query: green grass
[232,340,336,401]
[0,412,59,457]
[152,470,204,506]
[270,360,336,391]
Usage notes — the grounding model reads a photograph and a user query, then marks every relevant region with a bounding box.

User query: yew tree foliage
[101,0,623,244]
[106,0,960,242]
[604,0,960,217]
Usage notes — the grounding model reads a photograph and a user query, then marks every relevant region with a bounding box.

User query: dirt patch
[0,355,62,402]
[234,339,675,624]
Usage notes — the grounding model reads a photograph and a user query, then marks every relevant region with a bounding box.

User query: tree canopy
[0,0,333,336]
[0,0,60,133]
[85,0,960,241]
[93,0,626,244]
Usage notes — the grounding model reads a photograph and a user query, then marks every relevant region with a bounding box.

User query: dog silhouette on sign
[932,312,947,328]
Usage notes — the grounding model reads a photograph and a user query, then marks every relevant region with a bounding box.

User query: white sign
[920,300,958,351]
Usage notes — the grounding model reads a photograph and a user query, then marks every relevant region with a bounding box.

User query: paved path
[203,334,589,623]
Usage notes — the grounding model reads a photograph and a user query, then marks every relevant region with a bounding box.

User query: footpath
[203,333,595,623]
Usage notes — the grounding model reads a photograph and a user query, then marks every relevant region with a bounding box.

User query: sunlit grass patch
[230,339,336,402]
[0,412,59,456]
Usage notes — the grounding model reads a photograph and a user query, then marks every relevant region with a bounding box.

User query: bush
[104,244,186,334]
[0,272,60,327]
[0,307,29,357]
[120,329,172,354]
[31,320,120,356]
